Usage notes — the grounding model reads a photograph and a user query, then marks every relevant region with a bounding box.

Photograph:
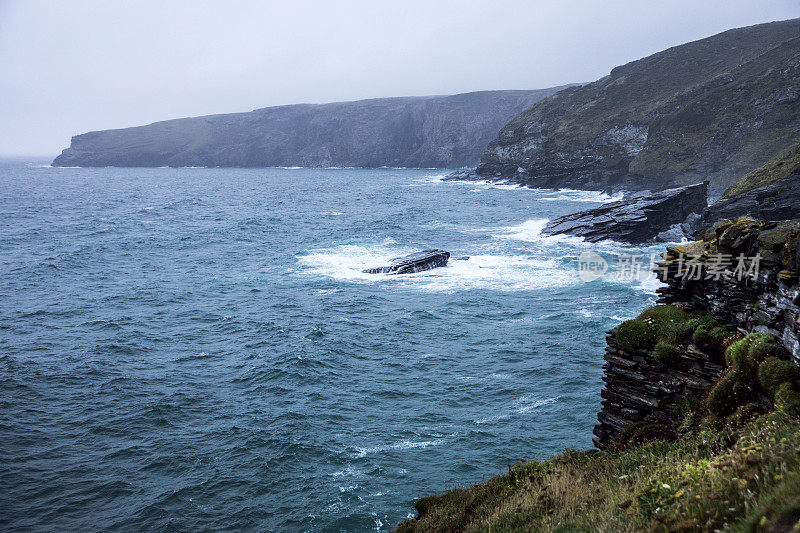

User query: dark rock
[51,89,572,168]
[542,182,708,243]
[363,250,450,275]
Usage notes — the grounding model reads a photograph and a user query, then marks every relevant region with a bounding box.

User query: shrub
[725,332,779,371]
[709,327,728,346]
[758,357,800,396]
[706,370,746,419]
[693,325,710,345]
[617,319,658,351]
[775,382,800,417]
[653,341,681,365]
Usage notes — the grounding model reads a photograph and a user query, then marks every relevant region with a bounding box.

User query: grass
[397,413,800,532]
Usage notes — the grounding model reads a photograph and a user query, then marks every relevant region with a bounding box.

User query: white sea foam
[354,438,446,458]
[475,396,558,424]
[297,244,579,293]
[495,218,589,246]
[437,178,526,191]
[536,188,624,203]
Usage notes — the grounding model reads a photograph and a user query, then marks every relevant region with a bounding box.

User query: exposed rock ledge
[542,182,708,243]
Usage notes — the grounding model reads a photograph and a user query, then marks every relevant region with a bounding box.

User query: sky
[1,1,799,157]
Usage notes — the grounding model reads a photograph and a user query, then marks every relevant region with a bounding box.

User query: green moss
[725,332,778,372]
[639,305,690,324]
[653,341,681,366]
[706,370,746,419]
[617,319,658,351]
[758,357,800,396]
[775,382,800,417]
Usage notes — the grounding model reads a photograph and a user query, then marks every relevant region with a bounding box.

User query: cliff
[470,19,800,196]
[51,88,569,168]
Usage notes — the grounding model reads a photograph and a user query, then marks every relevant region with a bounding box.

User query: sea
[0,160,671,531]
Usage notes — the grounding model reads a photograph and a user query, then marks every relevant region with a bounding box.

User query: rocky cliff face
[594,218,800,447]
[52,89,569,168]
[472,19,800,196]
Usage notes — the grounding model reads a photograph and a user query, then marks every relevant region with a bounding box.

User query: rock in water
[363,250,450,275]
[542,182,708,244]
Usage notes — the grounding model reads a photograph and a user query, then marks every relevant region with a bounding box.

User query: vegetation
[653,341,681,366]
[616,304,727,363]
[398,413,800,532]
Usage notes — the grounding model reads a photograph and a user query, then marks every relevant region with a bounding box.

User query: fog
[1,0,798,156]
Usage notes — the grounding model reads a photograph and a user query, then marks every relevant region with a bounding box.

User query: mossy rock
[758,357,800,396]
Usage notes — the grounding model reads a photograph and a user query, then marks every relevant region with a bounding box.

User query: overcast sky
[1,0,799,156]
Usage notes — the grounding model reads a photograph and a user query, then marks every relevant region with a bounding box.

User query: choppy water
[0,161,667,531]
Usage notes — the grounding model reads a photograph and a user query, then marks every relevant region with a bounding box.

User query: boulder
[543,182,708,243]
[363,250,450,275]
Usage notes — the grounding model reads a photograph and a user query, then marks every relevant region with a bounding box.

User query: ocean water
[0,161,667,531]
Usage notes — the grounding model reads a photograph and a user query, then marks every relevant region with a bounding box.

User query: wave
[536,188,624,203]
[475,395,558,424]
[445,178,524,190]
[296,243,579,293]
[353,437,447,458]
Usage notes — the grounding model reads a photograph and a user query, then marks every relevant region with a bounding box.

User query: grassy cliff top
[398,412,800,532]
[722,142,800,199]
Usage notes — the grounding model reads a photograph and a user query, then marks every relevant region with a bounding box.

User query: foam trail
[536,189,624,203]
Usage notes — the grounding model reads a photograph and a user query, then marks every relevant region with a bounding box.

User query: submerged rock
[363,250,450,275]
[542,182,708,244]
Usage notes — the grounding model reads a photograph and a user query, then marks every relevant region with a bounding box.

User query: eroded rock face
[542,182,708,243]
[363,250,450,275]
